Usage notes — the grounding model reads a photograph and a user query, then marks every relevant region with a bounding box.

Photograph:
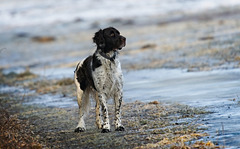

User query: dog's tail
[82,88,91,117]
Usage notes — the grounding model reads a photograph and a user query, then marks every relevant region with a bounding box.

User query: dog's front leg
[95,93,102,129]
[114,92,125,131]
[98,94,111,133]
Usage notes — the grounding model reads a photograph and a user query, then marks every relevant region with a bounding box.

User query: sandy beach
[1,1,240,148]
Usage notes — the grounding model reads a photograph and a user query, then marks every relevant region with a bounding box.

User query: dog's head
[93,27,126,53]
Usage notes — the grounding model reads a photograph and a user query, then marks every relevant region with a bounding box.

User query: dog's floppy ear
[93,29,105,48]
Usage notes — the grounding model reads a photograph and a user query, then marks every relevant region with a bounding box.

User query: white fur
[74,50,124,132]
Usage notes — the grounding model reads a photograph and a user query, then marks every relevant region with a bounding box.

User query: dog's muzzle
[118,36,126,50]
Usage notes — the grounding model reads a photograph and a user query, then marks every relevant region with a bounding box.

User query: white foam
[0,0,239,29]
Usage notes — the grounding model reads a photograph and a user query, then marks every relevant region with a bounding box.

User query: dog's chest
[92,57,123,97]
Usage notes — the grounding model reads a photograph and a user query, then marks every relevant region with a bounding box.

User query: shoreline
[1,67,240,148]
[1,4,240,148]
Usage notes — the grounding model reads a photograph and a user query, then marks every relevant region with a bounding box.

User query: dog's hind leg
[75,86,85,132]
[74,72,90,132]
[75,88,90,132]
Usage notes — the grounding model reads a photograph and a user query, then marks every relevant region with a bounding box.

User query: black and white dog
[74,27,126,133]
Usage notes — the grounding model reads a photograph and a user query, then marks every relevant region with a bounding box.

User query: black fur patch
[92,54,102,71]
[93,27,126,53]
[76,56,96,91]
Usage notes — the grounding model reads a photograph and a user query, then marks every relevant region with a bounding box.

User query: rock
[32,36,56,43]
[149,101,160,105]
[199,36,214,40]
[141,44,157,50]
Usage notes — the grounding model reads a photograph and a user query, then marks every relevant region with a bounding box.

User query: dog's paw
[96,123,103,129]
[74,127,85,133]
[101,129,111,133]
[115,126,125,131]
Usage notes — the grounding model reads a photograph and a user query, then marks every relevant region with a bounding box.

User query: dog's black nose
[121,36,126,43]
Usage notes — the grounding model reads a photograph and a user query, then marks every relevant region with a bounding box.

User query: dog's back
[74,51,123,99]
[74,56,96,92]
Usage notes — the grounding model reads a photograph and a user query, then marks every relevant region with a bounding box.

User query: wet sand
[1,5,240,148]
[0,89,210,148]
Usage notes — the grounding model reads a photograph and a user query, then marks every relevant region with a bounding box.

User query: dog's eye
[110,33,115,37]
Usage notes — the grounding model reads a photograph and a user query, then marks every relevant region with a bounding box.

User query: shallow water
[124,68,240,147]
[124,69,240,106]
[25,93,75,108]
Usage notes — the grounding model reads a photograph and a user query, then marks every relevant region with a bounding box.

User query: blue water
[124,69,240,106]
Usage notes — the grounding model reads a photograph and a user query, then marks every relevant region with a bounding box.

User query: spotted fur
[74,27,126,133]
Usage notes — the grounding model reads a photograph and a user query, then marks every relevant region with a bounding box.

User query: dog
[74,27,126,133]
